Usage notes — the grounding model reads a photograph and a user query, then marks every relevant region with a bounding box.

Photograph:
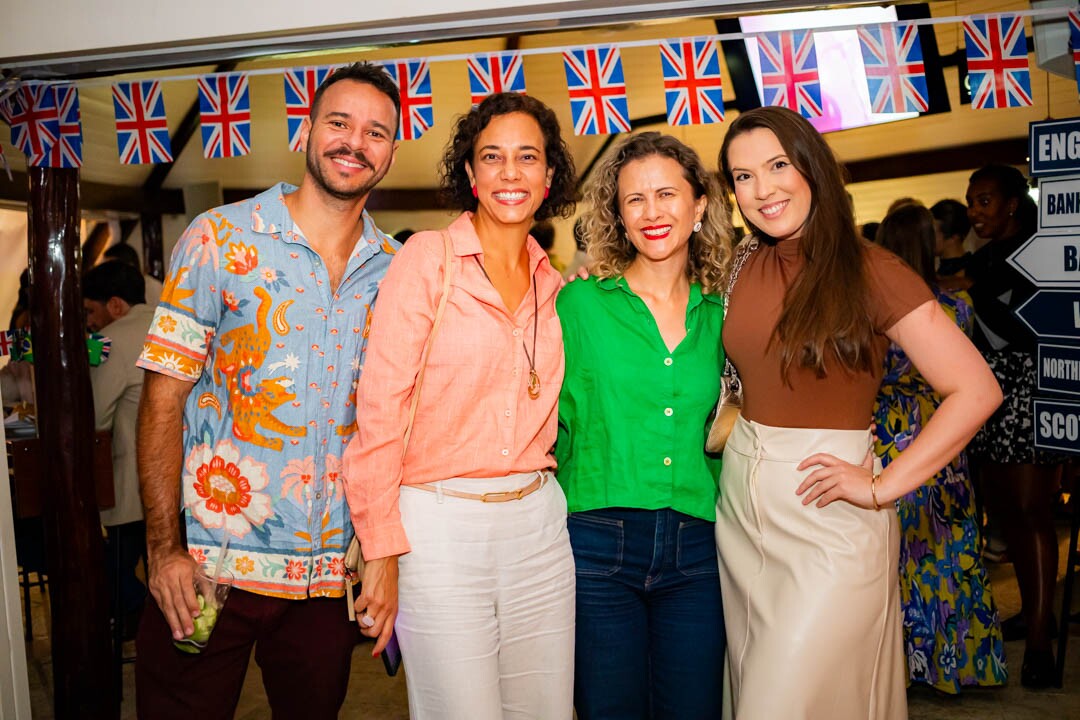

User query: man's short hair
[83,260,145,306]
[310,62,401,128]
[102,242,141,269]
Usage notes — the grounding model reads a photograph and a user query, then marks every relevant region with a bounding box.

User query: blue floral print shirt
[137,182,399,599]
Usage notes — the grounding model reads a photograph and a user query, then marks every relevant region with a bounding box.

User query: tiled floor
[21,531,1080,719]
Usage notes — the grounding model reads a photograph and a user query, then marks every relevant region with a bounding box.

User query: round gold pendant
[527,370,541,400]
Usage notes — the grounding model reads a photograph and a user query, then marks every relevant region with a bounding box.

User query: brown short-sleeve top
[724,237,934,429]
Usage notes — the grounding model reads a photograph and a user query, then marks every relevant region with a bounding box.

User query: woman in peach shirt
[342,92,578,720]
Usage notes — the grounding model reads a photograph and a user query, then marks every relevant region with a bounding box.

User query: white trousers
[396,471,576,720]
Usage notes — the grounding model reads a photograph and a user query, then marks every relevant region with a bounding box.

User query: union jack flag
[660,39,724,126]
[112,81,173,164]
[963,14,1032,109]
[198,73,251,159]
[563,47,631,136]
[467,52,526,106]
[381,61,434,141]
[857,24,929,114]
[30,86,82,168]
[1069,10,1080,95]
[5,84,59,159]
[756,30,822,118]
[284,66,337,153]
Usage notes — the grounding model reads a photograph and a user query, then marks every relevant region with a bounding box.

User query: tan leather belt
[411,473,546,502]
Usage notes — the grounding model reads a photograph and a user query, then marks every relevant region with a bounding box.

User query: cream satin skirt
[715,416,906,720]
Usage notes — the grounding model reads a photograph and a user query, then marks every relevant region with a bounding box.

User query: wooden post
[26,167,117,719]
[140,210,164,281]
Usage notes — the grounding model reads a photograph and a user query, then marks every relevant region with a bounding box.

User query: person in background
[931,199,972,280]
[83,259,157,638]
[343,92,578,720]
[873,204,1006,693]
[557,132,732,719]
[563,216,591,280]
[133,62,402,719]
[102,242,164,306]
[715,106,1000,718]
[531,219,566,273]
[962,164,1062,688]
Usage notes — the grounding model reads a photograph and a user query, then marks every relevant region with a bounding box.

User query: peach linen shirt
[342,212,565,560]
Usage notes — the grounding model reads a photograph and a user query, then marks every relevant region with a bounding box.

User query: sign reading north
[1034,398,1080,454]
[1030,118,1080,177]
[1008,232,1080,286]
[1015,290,1080,340]
[1038,344,1080,397]
[1039,176,1080,229]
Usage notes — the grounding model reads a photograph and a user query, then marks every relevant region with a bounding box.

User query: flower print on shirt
[225,242,259,276]
[281,455,316,504]
[184,439,274,538]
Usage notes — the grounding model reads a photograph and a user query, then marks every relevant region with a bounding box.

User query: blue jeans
[569,508,725,720]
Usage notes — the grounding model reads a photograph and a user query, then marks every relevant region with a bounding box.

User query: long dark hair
[876,204,936,287]
[719,106,876,380]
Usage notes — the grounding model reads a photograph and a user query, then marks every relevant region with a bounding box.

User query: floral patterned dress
[873,288,1007,693]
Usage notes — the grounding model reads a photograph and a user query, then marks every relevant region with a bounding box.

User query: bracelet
[871,473,882,511]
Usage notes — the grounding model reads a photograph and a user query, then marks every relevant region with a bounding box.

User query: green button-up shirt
[555,276,725,521]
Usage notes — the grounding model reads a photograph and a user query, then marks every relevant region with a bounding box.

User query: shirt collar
[596,275,720,308]
[447,211,554,278]
[247,181,395,263]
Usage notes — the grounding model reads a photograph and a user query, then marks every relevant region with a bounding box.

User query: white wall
[0,0,758,67]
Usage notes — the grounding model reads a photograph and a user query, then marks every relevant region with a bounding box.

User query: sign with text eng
[1030,118,1080,177]
[1034,398,1080,454]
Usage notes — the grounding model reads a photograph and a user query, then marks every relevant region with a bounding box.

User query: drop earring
[471,186,478,198]
[693,220,703,233]
[544,187,550,199]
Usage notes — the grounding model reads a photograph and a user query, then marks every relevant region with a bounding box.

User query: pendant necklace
[474,256,541,399]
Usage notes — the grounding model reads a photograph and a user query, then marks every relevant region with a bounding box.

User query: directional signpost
[1019,118,1080,455]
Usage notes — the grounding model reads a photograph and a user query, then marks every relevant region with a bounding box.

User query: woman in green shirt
[556,132,733,719]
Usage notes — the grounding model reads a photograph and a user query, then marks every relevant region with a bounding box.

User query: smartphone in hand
[381,630,402,677]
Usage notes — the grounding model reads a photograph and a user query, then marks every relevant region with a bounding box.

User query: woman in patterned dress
[873,204,1007,693]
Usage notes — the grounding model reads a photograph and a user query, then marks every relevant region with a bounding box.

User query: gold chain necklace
[474,256,540,399]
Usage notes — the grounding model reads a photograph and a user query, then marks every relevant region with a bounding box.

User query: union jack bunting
[563,47,631,136]
[382,60,434,141]
[659,39,725,126]
[198,73,252,159]
[963,14,1032,109]
[1070,10,1080,95]
[467,52,526,106]
[112,81,173,164]
[6,84,59,159]
[30,86,82,168]
[756,30,822,118]
[0,330,16,358]
[283,66,337,153]
[857,23,929,114]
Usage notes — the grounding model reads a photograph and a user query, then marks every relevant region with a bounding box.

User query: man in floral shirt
[134,63,401,719]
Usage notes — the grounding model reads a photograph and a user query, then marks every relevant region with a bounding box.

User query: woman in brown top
[714,106,1001,719]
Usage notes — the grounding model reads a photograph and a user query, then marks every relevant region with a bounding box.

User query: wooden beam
[26,167,117,719]
[842,138,1029,184]
[0,171,184,213]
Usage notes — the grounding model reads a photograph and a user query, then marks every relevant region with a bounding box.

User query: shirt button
[664,408,673,416]
[513,368,520,376]
[315,492,322,499]
[663,457,672,466]
[505,409,512,417]
[501,449,510,456]
[664,358,673,366]
[512,329,522,337]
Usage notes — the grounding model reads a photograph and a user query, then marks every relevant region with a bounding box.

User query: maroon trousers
[135,589,360,720]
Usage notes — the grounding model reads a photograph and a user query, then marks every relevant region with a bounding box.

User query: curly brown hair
[439,93,577,221]
[582,132,733,294]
